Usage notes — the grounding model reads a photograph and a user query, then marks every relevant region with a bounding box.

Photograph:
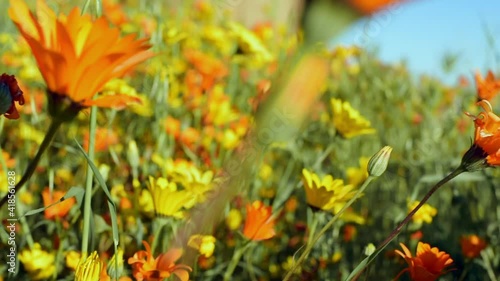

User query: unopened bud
[367,146,392,177]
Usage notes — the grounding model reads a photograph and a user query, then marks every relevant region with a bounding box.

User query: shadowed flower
[302,169,357,213]
[474,70,500,101]
[19,243,56,280]
[9,0,153,117]
[463,100,500,169]
[243,201,276,241]
[395,242,453,281]
[42,188,76,220]
[128,241,191,281]
[330,98,375,138]
[0,73,24,119]
[460,235,487,259]
[408,200,437,224]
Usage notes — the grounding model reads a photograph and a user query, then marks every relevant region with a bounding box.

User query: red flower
[460,235,487,259]
[0,73,24,119]
[395,242,453,281]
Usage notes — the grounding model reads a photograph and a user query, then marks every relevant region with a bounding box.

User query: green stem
[0,118,63,208]
[480,251,497,281]
[283,176,375,281]
[81,106,98,256]
[223,241,252,281]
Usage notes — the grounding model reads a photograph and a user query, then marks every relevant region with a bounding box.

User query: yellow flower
[228,22,274,67]
[302,169,358,213]
[330,98,375,138]
[408,200,437,224]
[188,235,216,258]
[226,208,243,230]
[66,250,81,271]
[259,163,273,181]
[75,251,101,281]
[19,243,56,280]
[346,157,369,187]
[101,79,153,116]
[148,176,194,218]
[138,189,154,217]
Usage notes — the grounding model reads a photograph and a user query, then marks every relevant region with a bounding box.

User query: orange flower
[475,70,500,101]
[128,241,191,281]
[103,0,128,27]
[83,128,119,152]
[8,0,153,113]
[42,188,76,220]
[347,0,401,15]
[460,235,487,259]
[464,100,500,166]
[242,201,276,241]
[0,73,24,119]
[395,242,453,281]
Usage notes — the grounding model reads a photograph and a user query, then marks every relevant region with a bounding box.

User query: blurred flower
[83,128,118,152]
[474,70,500,101]
[128,241,191,281]
[302,169,357,213]
[408,200,437,225]
[243,201,276,241]
[75,251,101,281]
[460,235,487,259]
[66,250,81,271]
[395,242,453,281]
[226,208,243,230]
[19,243,56,280]
[2,152,16,168]
[0,73,24,119]
[330,98,375,138]
[184,49,228,92]
[188,234,216,258]
[148,176,193,218]
[165,116,182,138]
[103,0,128,27]
[8,0,153,116]
[347,0,401,14]
[42,188,76,220]
[346,157,369,186]
[463,100,500,168]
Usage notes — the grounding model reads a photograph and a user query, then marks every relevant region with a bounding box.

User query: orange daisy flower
[0,73,24,119]
[347,0,402,15]
[463,100,500,168]
[475,70,500,101]
[395,242,453,281]
[42,188,76,220]
[242,200,276,241]
[128,241,191,281]
[460,234,487,259]
[8,0,153,116]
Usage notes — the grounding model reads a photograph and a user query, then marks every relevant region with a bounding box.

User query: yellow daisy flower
[330,98,375,138]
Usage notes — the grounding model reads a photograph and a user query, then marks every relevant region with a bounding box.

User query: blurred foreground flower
[128,241,191,281]
[460,234,487,259]
[463,100,500,169]
[395,242,453,281]
[302,169,357,213]
[330,98,375,138]
[19,243,56,280]
[474,70,500,101]
[0,73,24,119]
[8,0,153,117]
[243,201,276,241]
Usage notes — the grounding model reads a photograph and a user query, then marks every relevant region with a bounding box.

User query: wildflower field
[1,0,500,280]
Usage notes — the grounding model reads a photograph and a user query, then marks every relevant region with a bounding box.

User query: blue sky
[333,0,500,84]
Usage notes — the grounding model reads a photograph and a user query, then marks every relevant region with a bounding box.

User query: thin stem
[223,241,252,281]
[375,166,465,250]
[81,106,98,256]
[0,119,63,208]
[283,176,375,281]
[480,251,497,281]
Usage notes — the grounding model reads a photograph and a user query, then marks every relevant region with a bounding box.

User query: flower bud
[367,146,392,177]
[75,251,101,281]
